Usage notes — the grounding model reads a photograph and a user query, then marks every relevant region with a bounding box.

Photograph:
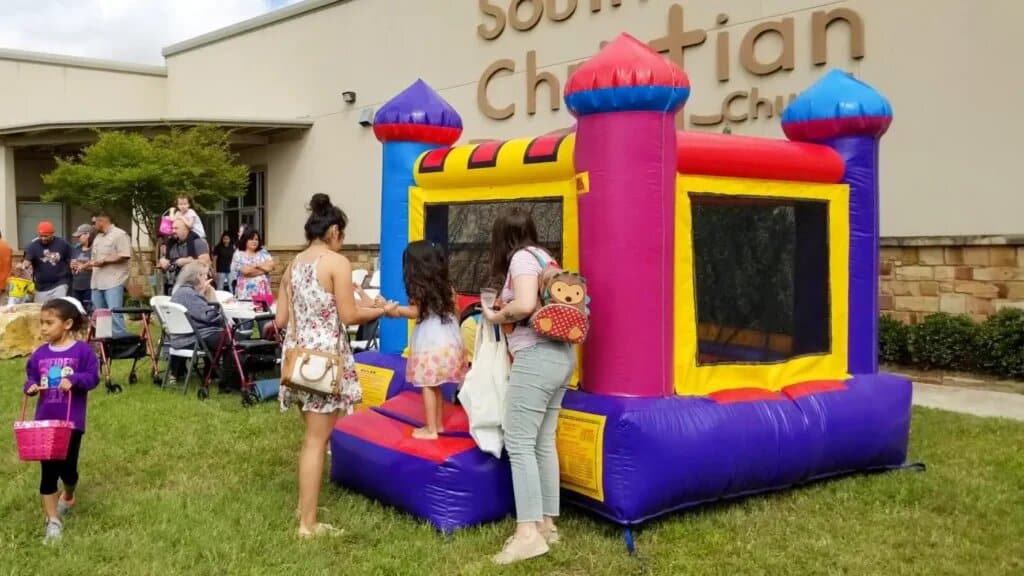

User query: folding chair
[351,317,380,353]
[149,296,172,386]
[352,268,369,288]
[152,302,215,398]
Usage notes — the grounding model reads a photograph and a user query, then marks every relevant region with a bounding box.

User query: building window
[16,201,65,250]
[203,169,266,244]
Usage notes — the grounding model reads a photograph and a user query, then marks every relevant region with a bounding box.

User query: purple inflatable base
[560,373,912,525]
[333,353,913,530]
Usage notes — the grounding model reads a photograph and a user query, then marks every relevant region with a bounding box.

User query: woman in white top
[171,195,206,239]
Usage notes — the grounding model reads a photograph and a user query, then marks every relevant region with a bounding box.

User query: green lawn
[1,359,1023,576]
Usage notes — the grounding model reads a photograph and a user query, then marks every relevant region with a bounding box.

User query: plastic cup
[480,288,497,310]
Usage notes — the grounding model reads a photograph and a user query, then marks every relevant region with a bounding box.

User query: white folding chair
[149,295,172,315]
[352,268,369,288]
[149,296,172,379]
[153,302,210,396]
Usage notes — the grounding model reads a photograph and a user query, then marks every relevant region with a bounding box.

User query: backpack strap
[185,233,199,259]
[523,246,557,269]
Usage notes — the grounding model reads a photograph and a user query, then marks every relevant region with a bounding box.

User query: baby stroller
[89,306,159,394]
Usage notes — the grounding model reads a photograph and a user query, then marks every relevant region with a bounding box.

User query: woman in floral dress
[274,193,386,538]
[231,228,275,300]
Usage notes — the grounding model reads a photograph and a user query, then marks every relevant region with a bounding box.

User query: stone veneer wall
[266,245,379,287]
[880,237,1024,324]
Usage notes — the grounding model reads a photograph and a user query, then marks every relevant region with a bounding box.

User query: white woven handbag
[281,348,341,396]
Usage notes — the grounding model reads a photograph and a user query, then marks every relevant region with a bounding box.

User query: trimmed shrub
[879,314,911,365]
[975,308,1024,379]
[907,313,978,371]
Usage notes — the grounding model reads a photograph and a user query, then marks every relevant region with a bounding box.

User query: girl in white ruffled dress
[385,241,468,440]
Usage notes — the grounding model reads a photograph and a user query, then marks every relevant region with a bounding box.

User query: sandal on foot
[297,523,343,538]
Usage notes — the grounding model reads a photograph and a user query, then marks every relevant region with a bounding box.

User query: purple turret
[782,69,893,375]
[374,80,462,354]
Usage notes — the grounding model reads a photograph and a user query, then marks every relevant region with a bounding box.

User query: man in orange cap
[22,221,72,304]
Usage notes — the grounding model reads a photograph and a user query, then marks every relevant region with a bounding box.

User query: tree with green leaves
[42,125,249,258]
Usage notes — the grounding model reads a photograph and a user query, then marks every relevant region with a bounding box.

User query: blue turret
[783,69,893,375]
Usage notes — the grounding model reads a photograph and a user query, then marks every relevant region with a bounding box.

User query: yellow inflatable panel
[673,175,851,395]
[414,134,576,190]
[409,179,583,388]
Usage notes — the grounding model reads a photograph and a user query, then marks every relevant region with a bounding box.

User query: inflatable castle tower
[330,34,913,537]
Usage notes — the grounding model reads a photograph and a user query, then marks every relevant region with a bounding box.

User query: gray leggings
[504,340,574,523]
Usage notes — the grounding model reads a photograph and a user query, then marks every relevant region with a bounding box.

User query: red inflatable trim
[376,391,470,433]
[334,409,476,464]
[565,33,689,95]
[678,131,845,183]
[781,380,848,399]
[782,116,893,142]
[373,123,462,146]
[709,388,786,404]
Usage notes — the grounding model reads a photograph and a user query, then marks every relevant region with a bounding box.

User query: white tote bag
[458,317,510,458]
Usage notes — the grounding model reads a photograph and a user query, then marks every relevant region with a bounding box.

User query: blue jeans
[504,340,574,523]
[92,286,127,337]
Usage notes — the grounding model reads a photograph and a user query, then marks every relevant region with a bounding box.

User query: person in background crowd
[70,224,94,313]
[22,221,72,304]
[212,231,236,292]
[170,195,206,240]
[89,213,132,337]
[231,229,275,301]
[158,218,210,296]
[0,228,12,300]
[167,261,227,390]
[7,265,35,306]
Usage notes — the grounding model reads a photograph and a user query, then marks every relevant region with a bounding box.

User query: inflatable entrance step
[330,391,514,532]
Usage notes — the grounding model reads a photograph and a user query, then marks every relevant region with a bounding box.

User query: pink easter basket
[252,293,275,311]
[158,209,175,237]
[13,391,74,462]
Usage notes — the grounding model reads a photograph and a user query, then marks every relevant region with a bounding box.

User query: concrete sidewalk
[913,382,1024,421]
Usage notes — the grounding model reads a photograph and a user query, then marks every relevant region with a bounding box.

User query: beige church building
[0,0,1019,319]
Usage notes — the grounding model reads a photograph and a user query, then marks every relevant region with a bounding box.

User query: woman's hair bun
[309,193,332,213]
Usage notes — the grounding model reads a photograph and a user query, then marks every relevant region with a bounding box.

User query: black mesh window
[425,199,563,294]
[690,194,830,365]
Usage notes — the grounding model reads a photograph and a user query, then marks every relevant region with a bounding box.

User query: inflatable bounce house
[330,34,914,540]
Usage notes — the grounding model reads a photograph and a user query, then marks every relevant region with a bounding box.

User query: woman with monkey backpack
[479,206,589,565]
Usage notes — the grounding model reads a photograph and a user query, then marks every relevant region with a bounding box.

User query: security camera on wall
[359,108,374,127]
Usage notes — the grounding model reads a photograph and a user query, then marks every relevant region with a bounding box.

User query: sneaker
[43,518,62,544]
[57,495,75,518]
[541,525,560,545]
[492,532,549,565]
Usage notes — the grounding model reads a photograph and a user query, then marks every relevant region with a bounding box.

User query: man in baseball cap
[23,220,72,304]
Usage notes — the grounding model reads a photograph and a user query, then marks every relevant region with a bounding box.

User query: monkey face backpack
[526,248,591,344]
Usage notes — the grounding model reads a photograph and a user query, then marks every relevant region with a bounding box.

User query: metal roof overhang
[0,118,313,153]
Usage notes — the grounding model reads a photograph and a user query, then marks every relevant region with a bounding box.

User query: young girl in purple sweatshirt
[23,297,99,544]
